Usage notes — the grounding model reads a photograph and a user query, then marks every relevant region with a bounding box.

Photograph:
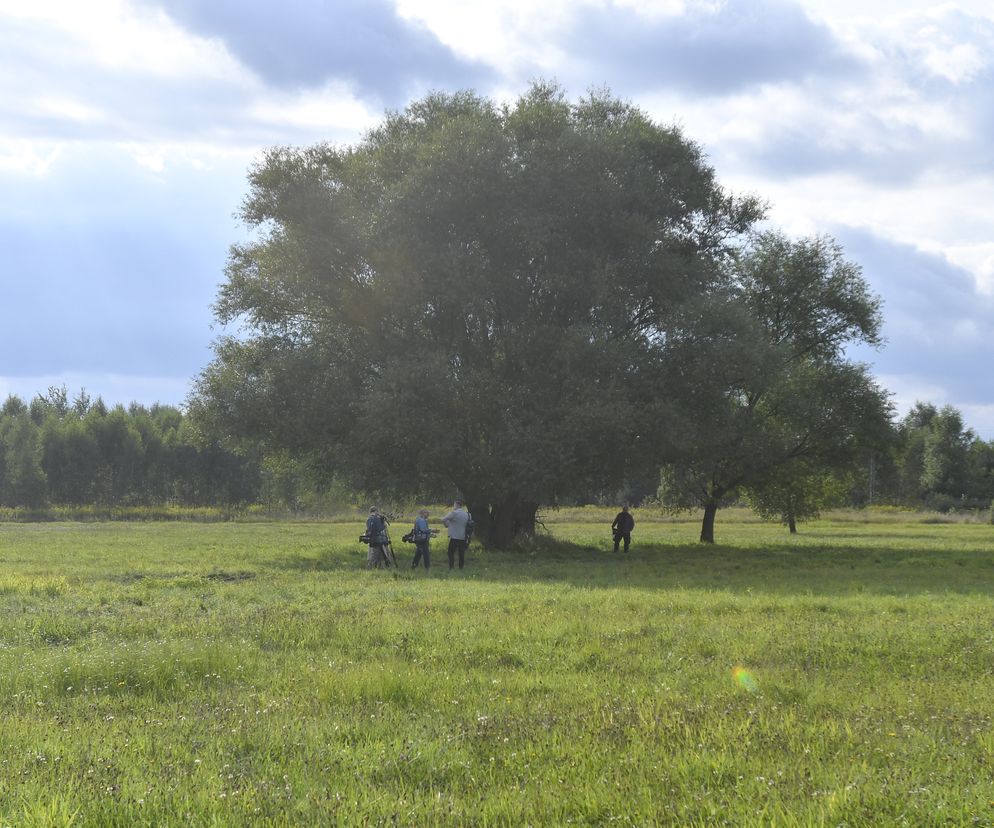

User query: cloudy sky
[2,0,993,435]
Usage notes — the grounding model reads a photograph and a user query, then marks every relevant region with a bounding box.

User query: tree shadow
[433,537,994,597]
[265,551,362,574]
[261,533,994,598]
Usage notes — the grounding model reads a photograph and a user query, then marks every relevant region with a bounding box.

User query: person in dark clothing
[365,507,390,569]
[611,506,635,553]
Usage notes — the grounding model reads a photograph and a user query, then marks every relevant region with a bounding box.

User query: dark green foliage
[0,412,47,507]
[886,402,994,511]
[659,232,893,542]
[0,391,265,509]
[745,461,852,533]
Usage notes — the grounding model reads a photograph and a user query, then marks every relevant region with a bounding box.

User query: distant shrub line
[1,503,989,525]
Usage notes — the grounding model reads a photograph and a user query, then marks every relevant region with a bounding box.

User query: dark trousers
[613,532,631,553]
[412,541,430,570]
[448,538,467,569]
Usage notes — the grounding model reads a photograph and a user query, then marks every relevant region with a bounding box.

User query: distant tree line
[2,384,992,525]
[870,402,994,513]
[0,386,295,510]
[598,399,994,530]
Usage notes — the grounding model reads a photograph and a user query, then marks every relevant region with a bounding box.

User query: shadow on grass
[264,533,994,597]
[267,550,362,574]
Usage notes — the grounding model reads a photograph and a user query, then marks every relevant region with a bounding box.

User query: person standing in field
[441,500,471,570]
[611,505,635,553]
[411,508,432,570]
[365,507,390,569]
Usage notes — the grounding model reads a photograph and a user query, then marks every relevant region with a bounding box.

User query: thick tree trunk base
[469,493,538,548]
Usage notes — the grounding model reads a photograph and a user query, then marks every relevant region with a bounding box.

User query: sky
[2,0,994,436]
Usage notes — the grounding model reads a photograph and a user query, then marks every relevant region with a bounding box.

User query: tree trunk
[700,499,718,544]
[490,499,516,548]
[514,499,539,536]
[787,514,797,534]
[466,492,538,548]
[463,490,491,542]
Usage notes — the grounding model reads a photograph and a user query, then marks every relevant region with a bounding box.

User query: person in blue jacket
[411,509,432,570]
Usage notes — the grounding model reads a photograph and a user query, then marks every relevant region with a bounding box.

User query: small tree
[659,232,892,543]
[745,461,851,533]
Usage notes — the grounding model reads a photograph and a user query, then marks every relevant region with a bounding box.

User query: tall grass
[1,518,994,824]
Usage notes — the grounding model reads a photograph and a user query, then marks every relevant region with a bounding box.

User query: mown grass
[1,517,994,825]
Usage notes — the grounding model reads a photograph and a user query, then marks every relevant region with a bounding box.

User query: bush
[924,493,991,514]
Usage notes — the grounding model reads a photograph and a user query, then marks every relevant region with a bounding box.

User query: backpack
[464,513,475,544]
[366,514,387,544]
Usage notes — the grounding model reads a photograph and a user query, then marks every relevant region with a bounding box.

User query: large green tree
[659,232,893,542]
[189,84,760,545]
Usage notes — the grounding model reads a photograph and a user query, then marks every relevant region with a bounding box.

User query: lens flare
[733,666,758,692]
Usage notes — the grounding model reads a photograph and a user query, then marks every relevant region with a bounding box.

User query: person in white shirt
[441,499,470,570]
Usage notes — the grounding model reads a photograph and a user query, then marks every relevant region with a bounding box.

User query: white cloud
[875,373,949,416]
[2,0,994,437]
[0,1,378,150]
[961,404,994,439]
[922,39,986,84]
[799,0,994,24]
[941,243,994,296]
[31,96,108,125]
[0,140,65,176]
[394,0,584,75]
[247,82,380,134]
[0,0,242,81]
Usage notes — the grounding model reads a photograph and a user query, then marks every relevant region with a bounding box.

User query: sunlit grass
[1,518,994,824]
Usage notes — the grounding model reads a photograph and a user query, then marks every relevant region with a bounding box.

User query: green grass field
[2,515,994,826]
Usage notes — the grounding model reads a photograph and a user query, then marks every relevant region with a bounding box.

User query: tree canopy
[190,84,761,545]
[658,232,893,542]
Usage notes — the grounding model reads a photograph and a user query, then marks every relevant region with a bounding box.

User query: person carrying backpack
[410,509,433,570]
[365,507,390,569]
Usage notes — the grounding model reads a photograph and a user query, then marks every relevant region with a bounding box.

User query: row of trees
[0,388,260,509]
[666,401,994,536]
[876,403,994,512]
[2,386,992,530]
